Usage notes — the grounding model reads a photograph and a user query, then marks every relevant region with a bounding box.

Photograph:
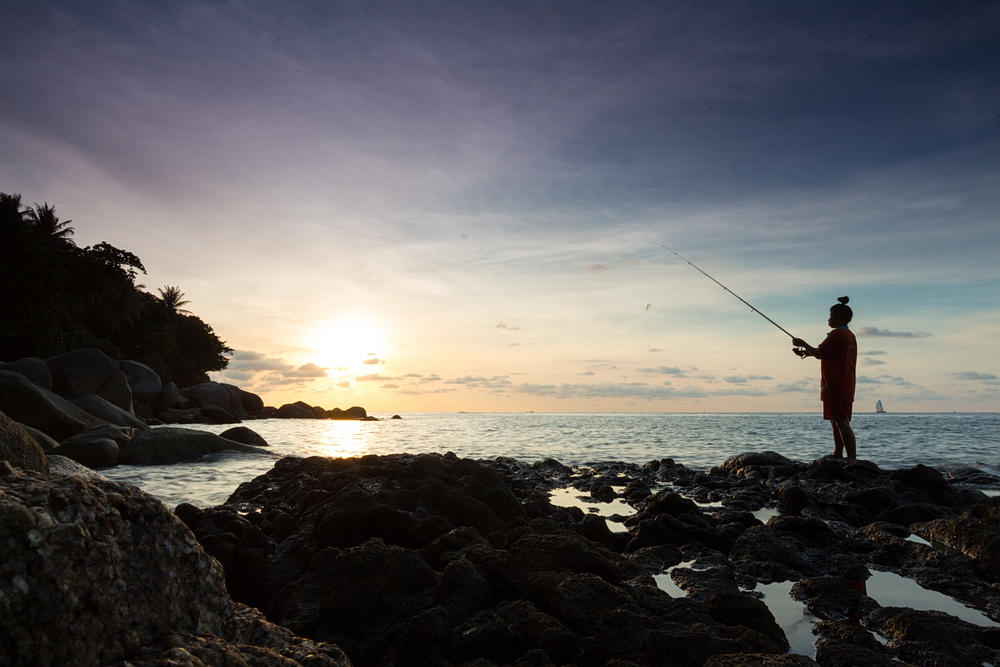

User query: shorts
[823,400,853,421]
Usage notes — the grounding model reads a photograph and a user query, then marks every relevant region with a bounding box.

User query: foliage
[0,192,232,386]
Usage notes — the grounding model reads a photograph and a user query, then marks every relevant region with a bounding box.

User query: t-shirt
[814,327,857,403]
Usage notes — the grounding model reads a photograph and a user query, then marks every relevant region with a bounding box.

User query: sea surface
[104,411,1000,510]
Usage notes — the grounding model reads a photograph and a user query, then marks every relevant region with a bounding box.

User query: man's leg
[830,421,845,458]
[832,418,856,459]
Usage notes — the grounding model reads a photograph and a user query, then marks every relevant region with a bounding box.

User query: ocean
[103,411,1000,510]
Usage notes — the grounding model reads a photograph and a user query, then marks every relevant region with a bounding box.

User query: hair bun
[838,296,850,305]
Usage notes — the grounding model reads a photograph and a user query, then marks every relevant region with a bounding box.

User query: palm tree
[0,193,25,222]
[158,285,192,314]
[25,202,75,246]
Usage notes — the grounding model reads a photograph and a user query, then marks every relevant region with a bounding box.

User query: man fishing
[792,297,858,459]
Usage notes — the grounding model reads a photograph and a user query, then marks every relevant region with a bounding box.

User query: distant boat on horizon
[876,400,886,414]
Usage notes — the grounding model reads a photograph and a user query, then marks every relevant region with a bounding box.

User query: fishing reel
[793,347,809,359]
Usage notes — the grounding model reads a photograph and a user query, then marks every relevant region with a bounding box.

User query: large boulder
[71,393,149,430]
[240,387,265,415]
[0,463,351,667]
[119,360,163,405]
[0,410,49,474]
[157,381,181,408]
[0,357,52,390]
[0,370,106,441]
[55,425,132,469]
[45,347,134,411]
[119,427,270,465]
[185,381,235,411]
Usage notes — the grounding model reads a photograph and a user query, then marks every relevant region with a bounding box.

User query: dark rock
[118,359,163,405]
[0,465,350,667]
[865,606,1000,666]
[71,393,148,429]
[239,387,265,415]
[119,427,269,465]
[220,426,269,447]
[0,409,49,474]
[0,356,52,389]
[17,422,60,452]
[45,347,133,410]
[919,496,1000,571]
[721,451,798,474]
[46,453,108,479]
[278,403,315,419]
[0,369,105,440]
[391,414,402,419]
[199,403,242,423]
[157,381,181,408]
[54,435,119,468]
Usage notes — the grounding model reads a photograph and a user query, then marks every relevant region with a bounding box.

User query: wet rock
[919,496,1000,571]
[865,606,1000,666]
[119,426,268,464]
[812,620,896,667]
[220,425,269,447]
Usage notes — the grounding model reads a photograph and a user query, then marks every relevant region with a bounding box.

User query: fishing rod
[663,245,798,340]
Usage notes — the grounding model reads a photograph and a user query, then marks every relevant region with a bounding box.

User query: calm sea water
[103,412,1000,510]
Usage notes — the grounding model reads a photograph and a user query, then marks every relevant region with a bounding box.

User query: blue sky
[3,1,998,412]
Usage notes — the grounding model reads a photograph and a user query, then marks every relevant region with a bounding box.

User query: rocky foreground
[6,438,1000,667]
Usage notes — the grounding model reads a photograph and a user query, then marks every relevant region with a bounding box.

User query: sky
[2,1,998,413]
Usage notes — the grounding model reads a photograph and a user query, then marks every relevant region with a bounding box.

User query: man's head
[828,296,853,327]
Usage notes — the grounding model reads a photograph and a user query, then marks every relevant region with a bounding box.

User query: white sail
[876,400,886,413]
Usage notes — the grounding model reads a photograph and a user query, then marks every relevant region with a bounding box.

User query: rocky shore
[5,403,1000,667]
[0,347,376,470]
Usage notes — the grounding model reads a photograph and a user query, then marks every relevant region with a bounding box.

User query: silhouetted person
[792,297,858,459]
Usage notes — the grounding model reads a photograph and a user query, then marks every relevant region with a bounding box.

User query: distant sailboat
[876,400,886,414]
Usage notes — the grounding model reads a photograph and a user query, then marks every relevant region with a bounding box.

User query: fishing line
[663,246,797,340]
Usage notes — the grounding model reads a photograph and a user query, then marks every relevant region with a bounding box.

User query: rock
[0,356,52,389]
[157,381,181,408]
[239,387,265,415]
[391,414,402,419]
[0,464,350,667]
[119,359,163,405]
[45,347,134,410]
[17,422,60,452]
[71,393,148,429]
[704,655,817,666]
[119,427,271,465]
[220,426,269,447]
[918,496,1000,570]
[55,425,131,468]
[721,451,799,474]
[277,403,315,418]
[184,381,235,411]
[0,369,105,440]
[865,606,1000,666]
[199,403,242,424]
[0,409,49,474]
[46,453,108,480]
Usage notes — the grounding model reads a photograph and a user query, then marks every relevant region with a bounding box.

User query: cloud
[355,373,397,382]
[861,358,887,366]
[950,371,999,381]
[723,374,773,383]
[647,348,663,353]
[495,321,520,330]
[362,357,383,365]
[381,383,399,389]
[580,371,595,376]
[336,380,351,388]
[857,374,915,387]
[857,327,932,338]
[861,350,888,356]
[774,379,812,393]
[637,366,687,376]
[587,264,609,271]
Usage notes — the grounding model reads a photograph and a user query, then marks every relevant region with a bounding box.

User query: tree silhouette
[25,202,75,246]
[158,285,191,314]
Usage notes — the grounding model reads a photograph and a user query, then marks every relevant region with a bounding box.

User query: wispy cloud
[857,327,932,338]
[950,372,999,381]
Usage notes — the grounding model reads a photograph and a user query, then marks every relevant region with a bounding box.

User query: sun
[307,318,388,371]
